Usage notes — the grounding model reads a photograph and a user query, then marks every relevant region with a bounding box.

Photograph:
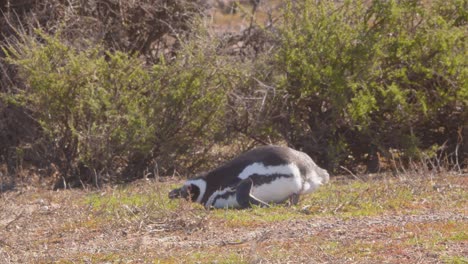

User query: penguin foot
[249,194,270,208]
[288,193,300,206]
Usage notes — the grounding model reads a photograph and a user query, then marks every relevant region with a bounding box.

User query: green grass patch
[402,220,468,255]
[150,250,250,264]
[441,255,468,264]
[53,252,131,264]
[449,231,468,242]
[211,205,308,227]
[304,176,466,217]
[50,250,247,264]
[185,251,248,264]
[85,183,180,215]
[83,175,465,227]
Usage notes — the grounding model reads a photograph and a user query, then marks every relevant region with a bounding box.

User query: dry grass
[0,173,467,263]
[209,0,283,33]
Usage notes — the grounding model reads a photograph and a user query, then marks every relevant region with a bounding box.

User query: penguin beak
[168,188,183,199]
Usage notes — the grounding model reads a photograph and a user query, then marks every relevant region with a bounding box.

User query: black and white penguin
[168,145,330,209]
[204,178,270,209]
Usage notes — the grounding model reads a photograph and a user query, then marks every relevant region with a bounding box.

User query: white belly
[251,175,302,203]
[238,162,303,203]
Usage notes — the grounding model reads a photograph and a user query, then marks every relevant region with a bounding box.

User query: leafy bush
[1,0,466,187]
[0,0,206,59]
[273,0,467,171]
[3,24,235,186]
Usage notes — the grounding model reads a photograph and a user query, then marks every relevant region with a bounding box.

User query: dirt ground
[0,174,466,263]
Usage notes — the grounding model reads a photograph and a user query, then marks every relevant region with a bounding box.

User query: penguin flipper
[236,178,269,209]
[236,178,253,208]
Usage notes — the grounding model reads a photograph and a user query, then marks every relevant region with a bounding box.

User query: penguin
[168,145,329,209]
[204,178,270,209]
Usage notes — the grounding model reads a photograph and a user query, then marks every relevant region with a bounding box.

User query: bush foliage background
[0,0,466,187]
[273,0,467,170]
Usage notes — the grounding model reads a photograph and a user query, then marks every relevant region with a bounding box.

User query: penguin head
[168,184,198,201]
[168,178,207,203]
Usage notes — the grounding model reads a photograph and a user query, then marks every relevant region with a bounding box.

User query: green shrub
[273,0,467,171]
[3,25,233,185]
[2,0,466,184]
